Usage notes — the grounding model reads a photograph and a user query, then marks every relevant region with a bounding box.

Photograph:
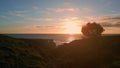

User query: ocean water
[6,34,83,45]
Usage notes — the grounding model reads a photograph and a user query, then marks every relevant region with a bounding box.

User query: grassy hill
[0,34,120,68]
[54,35,120,68]
[0,34,56,68]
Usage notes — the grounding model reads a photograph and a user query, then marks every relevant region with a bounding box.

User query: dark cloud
[101,22,120,27]
[36,25,63,30]
[97,16,120,28]
[100,16,120,20]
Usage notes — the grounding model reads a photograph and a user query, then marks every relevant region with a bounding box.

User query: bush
[81,22,104,37]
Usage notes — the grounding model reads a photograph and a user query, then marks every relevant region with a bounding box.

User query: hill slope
[0,34,56,68]
[54,36,120,68]
[0,34,120,68]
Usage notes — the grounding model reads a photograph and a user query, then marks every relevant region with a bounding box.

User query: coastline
[0,34,120,68]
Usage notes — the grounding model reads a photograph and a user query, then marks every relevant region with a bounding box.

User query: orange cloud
[47,8,79,13]
[27,17,54,22]
[82,8,93,13]
[22,25,64,34]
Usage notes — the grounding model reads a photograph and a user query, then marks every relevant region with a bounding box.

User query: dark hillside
[0,34,56,68]
[54,35,120,68]
[0,34,120,68]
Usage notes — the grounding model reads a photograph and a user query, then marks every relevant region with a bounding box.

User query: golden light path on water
[55,34,82,46]
[53,21,82,45]
[55,21,82,45]
[67,36,76,42]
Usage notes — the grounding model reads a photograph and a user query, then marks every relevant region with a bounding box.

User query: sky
[0,0,120,34]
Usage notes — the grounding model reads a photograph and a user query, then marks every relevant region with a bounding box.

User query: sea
[6,34,83,45]
[6,34,119,45]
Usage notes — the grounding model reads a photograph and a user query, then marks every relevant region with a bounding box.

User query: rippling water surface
[6,34,82,45]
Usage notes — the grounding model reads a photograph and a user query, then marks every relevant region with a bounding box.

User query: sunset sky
[0,0,120,34]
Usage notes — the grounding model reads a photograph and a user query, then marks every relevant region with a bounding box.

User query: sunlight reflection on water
[67,36,75,43]
[55,35,81,46]
[7,34,82,46]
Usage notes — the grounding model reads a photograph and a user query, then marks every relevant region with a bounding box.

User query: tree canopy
[81,22,104,37]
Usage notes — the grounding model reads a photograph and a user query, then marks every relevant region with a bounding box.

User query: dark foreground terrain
[0,34,120,68]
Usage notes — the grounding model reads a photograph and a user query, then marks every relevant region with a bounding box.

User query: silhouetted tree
[81,22,104,37]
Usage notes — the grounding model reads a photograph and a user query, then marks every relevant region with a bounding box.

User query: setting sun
[64,22,80,34]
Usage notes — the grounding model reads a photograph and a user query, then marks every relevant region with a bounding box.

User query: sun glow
[64,22,80,34]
